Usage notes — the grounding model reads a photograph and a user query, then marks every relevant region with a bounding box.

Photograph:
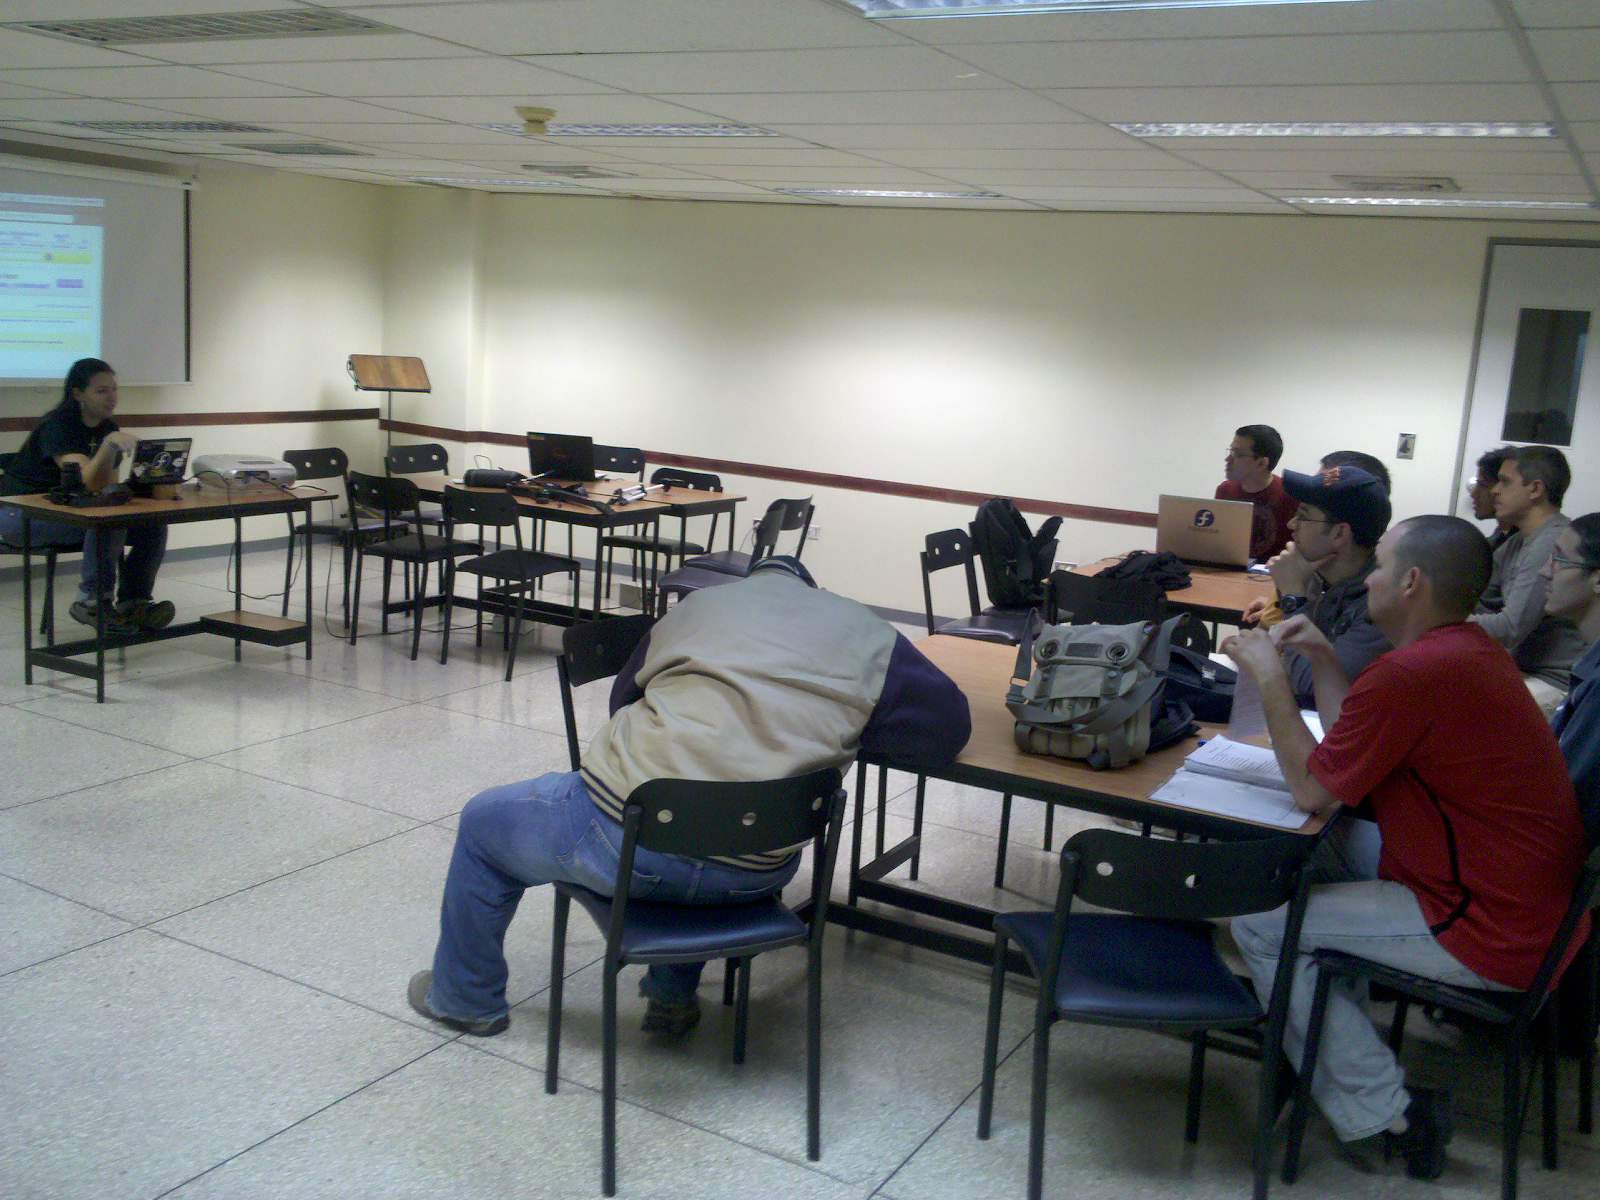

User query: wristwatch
[1279,594,1309,617]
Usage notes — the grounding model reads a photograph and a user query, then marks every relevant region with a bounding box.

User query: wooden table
[2,487,315,702]
[834,634,1326,968]
[1074,555,1275,624]
[407,472,673,623]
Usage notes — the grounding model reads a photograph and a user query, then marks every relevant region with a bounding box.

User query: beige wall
[384,188,1584,613]
[2,159,389,552]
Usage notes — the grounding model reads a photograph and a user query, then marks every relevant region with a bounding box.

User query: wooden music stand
[346,354,431,455]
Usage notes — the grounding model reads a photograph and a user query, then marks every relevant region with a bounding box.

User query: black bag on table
[1163,644,1236,723]
[1096,550,1192,591]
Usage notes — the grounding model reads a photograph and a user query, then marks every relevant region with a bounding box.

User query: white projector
[192,454,297,485]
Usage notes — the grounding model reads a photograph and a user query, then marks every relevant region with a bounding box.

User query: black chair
[346,472,480,660]
[682,496,812,577]
[279,447,399,627]
[0,450,62,639]
[439,487,580,681]
[1281,846,1600,1200]
[978,828,1315,1200]
[921,528,1031,645]
[544,769,847,1196]
[594,443,645,481]
[654,500,793,614]
[601,468,724,600]
[555,615,656,771]
[384,442,449,532]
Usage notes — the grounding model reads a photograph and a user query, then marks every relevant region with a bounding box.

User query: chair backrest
[1063,828,1314,921]
[1047,570,1165,626]
[442,485,521,530]
[750,497,814,564]
[556,615,656,768]
[651,466,721,492]
[595,444,645,479]
[386,442,448,476]
[921,528,983,631]
[348,470,419,537]
[280,447,349,483]
[1522,845,1600,1011]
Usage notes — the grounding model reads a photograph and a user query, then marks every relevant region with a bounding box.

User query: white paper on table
[1150,771,1307,829]
[1182,735,1288,791]
[1227,663,1268,739]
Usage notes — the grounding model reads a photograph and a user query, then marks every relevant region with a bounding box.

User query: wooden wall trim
[379,417,1158,529]
[0,407,379,434]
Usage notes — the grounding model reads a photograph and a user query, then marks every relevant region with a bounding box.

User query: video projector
[192,454,297,488]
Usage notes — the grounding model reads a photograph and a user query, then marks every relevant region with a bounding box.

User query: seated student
[1544,512,1600,844]
[1239,463,1391,708]
[1466,446,1515,550]
[1225,516,1589,1180]
[1217,423,1298,561]
[1471,444,1586,712]
[407,556,971,1038]
[0,358,173,634]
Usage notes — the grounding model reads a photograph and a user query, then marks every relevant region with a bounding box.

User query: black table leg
[94,532,107,703]
[233,515,243,663]
[303,503,314,660]
[21,514,33,685]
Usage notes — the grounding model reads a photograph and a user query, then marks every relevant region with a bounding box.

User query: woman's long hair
[47,357,115,420]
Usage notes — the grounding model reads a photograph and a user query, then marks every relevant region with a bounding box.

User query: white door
[1457,241,1600,520]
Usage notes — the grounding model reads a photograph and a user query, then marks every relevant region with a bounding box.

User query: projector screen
[0,155,189,386]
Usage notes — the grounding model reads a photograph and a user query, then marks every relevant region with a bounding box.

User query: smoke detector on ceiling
[516,107,556,136]
[521,163,633,180]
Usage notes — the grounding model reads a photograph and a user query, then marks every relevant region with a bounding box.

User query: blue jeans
[0,506,167,605]
[428,770,801,1022]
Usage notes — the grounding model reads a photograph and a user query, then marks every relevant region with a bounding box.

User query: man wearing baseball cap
[1259,464,1393,708]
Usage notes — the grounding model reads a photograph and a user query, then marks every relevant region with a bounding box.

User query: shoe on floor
[1386,1086,1453,1180]
[68,599,138,636]
[118,599,176,630]
[406,970,509,1037]
[638,980,702,1036]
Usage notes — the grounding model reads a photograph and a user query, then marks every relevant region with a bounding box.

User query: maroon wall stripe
[378,418,1157,529]
[1,407,379,434]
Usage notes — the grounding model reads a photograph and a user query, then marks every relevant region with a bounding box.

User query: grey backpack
[1006,610,1185,770]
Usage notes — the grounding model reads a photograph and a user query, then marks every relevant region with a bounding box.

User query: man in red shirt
[1216,423,1299,560]
[1225,515,1589,1180]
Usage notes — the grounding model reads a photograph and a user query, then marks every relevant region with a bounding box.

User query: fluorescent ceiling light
[409,177,587,189]
[481,121,774,138]
[1115,122,1556,138]
[775,187,1001,198]
[843,0,1372,17]
[1285,196,1594,209]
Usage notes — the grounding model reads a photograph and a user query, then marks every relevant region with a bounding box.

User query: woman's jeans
[0,506,166,605]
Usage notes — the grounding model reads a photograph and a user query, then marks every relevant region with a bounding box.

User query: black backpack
[1163,645,1236,723]
[972,498,1061,610]
[1096,550,1193,591]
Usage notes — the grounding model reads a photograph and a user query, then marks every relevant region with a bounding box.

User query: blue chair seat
[454,547,577,581]
[996,911,1261,1027]
[362,533,481,562]
[936,609,1029,645]
[681,549,752,576]
[560,884,806,962]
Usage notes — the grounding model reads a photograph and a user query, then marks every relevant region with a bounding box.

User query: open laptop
[127,437,192,486]
[526,432,599,482]
[1155,494,1254,569]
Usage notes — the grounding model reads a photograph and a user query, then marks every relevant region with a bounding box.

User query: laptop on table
[527,432,599,483]
[1155,494,1253,569]
[127,437,192,493]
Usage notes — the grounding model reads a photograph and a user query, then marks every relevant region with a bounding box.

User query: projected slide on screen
[0,193,104,378]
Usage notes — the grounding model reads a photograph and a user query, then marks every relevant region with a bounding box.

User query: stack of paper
[1149,736,1306,829]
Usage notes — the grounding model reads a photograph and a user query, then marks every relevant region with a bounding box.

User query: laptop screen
[1155,494,1254,568]
[129,437,192,485]
[526,432,595,480]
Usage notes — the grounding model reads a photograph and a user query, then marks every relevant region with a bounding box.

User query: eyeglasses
[1549,552,1599,571]
[1290,513,1339,527]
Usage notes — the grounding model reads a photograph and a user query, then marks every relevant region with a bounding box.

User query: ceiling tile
[357,0,904,54]
[425,143,654,163]
[354,95,714,126]
[0,81,65,100]
[936,168,1238,187]
[1553,83,1600,120]
[658,89,1076,124]
[1512,1,1600,26]
[586,146,886,167]
[1039,84,1553,124]
[254,122,478,143]
[950,32,1530,89]
[699,165,960,185]
[215,56,612,98]
[1528,29,1600,82]
[761,123,1140,150]
[518,47,1007,94]
[137,97,428,123]
[0,1,287,18]
[1173,148,1583,175]
[895,0,1502,44]
[3,66,311,99]
[992,185,1266,201]
[1232,171,1593,196]
[1572,121,1600,151]
[593,178,770,194]
[869,146,1175,169]
[132,33,472,66]
[0,29,158,70]
[0,97,201,121]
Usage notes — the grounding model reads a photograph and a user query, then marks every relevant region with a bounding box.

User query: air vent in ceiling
[521,164,633,180]
[68,120,274,134]
[4,9,387,46]
[228,143,371,157]
[1332,175,1461,194]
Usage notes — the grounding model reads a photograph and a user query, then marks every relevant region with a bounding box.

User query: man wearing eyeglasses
[1216,424,1298,561]
[1471,445,1585,714]
[1543,513,1600,845]
[1241,464,1392,708]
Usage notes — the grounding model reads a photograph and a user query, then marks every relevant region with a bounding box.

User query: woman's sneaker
[68,599,138,636]
[118,599,176,630]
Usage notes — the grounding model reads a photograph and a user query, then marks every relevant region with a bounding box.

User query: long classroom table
[831,634,1327,969]
[1073,555,1275,625]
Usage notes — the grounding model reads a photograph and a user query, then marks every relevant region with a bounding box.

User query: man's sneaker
[406,970,509,1037]
[637,980,701,1035]
[68,599,138,636]
[119,599,176,630]
[1385,1086,1453,1180]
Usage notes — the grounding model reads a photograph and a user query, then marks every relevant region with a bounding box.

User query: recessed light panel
[1115,122,1557,138]
[230,143,370,156]
[409,177,587,189]
[548,124,777,138]
[843,0,1371,17]
[775,188,1002,198]
[1285,197,1594,208]
[4,9,386,45]
[68,121,275,134]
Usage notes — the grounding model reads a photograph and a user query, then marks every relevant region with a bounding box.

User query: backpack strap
[1005,608,1042,713]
